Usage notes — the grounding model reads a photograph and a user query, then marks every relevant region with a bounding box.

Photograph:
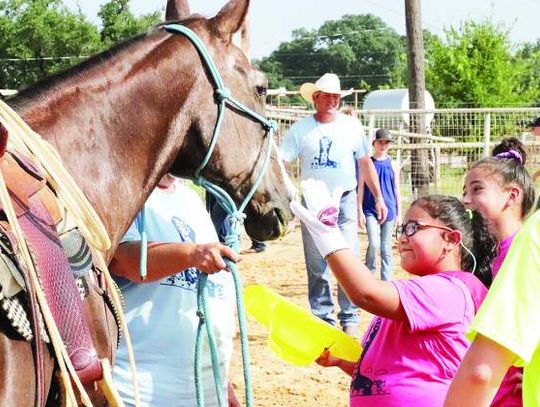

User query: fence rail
[267,105,540,204]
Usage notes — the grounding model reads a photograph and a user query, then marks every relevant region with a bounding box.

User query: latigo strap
[0,151,102,384]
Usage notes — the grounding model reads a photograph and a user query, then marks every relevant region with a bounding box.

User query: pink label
[317,207,338,226]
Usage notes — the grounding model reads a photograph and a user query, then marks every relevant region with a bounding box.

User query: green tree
[258,14,406,92]
[0,0,101,89]
[425,21,536,107]
[98,0,160,47]
[514,39,540,106]
[0,0,161,90]
[387,29,438,89]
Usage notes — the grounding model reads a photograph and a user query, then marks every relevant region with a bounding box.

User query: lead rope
[136,23,277,407]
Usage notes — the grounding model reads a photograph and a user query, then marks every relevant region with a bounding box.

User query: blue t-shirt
[280,113,369,192]
[362,157,397,221]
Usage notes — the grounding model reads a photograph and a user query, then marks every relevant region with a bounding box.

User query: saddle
[0,149,117,384]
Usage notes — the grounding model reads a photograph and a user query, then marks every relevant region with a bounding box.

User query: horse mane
[12,16,205,109]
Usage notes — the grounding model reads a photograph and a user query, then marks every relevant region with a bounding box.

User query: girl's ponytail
[468,209,497,288]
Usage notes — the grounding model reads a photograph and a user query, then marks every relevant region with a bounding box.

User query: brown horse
[0,0,292,404]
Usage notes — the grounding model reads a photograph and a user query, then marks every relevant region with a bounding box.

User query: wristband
[374,196,385,203]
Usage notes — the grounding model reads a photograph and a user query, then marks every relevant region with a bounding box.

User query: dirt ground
[229,227,407,407]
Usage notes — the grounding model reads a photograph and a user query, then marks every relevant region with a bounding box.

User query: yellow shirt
[468,210,540,406]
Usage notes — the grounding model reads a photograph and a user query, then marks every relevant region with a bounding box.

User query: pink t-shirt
[491,233,523,407]
[491,233,515,279]
[349,272,487,407]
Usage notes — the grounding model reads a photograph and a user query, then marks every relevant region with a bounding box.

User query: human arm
[278,124,299,175]
[290,179,405,320]
[446,212,540,405]
[392,161,402,226]
[326,249,405,320]
[316,348,356,376]
[356,169,366,230]
[358,155,388,223]
[444,334,516,406]
[110,241,240,283]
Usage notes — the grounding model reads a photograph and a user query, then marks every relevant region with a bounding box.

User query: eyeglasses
[395,220,453,240]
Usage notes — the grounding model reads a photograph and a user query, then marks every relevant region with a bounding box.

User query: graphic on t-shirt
[350,318,389,397]
[311,136,338,169]
[160,216,224,299]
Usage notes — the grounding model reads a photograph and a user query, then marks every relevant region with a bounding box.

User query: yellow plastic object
[244,284,284,328]
[244,284,362,366]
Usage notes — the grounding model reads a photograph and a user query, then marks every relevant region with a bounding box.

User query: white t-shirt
[113,182,236,407]
[280,113,369,192]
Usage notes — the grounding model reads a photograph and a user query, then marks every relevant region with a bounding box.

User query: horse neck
[13,33,202,254]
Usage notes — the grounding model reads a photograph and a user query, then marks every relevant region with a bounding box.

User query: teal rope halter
[137,23,277,407]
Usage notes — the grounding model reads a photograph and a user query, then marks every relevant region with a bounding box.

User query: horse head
[165,0,294,242]
[11,0,294,248]
[0,0,294,404]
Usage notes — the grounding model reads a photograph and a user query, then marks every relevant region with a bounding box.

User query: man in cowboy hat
[280,73,388,336]
[531,116,540,138]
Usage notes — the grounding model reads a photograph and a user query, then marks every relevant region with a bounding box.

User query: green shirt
[468,210,540,406]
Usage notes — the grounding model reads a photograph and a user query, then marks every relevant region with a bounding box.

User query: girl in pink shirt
[463,138,535,406]
[291,192,497,406]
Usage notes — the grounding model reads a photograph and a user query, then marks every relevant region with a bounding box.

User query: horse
[0,0,293,404]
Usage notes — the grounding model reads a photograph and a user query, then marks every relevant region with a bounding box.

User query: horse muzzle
[244,205,291,242]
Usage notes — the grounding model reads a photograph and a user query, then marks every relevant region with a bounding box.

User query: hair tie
[465,209,473,220]
[495,149,523,165]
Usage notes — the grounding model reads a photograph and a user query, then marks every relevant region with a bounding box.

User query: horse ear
[240,15,250,57]
[210,0,250,40]
[165,0,190,20]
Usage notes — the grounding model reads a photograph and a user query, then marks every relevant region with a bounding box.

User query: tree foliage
[0,0,160,90]
[0,0,101,88]
[425,21,538,107]
[514,39,540,106]
[98,0,160,47]
[257,14,406,91]
[2,3,540,110]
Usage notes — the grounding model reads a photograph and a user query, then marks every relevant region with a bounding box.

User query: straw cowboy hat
[300,73,354,103]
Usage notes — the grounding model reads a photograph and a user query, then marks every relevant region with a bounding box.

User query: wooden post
[368,114,375,142]
[397,121,404,172]
[434,146,441,193]
[405,0,429,197]
[483,113,491,158]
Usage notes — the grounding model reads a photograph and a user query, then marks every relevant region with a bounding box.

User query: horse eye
[256,86,267,97]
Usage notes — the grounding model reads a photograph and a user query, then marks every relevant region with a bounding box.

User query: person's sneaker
[240,241,267,254]
[342,325,359,338]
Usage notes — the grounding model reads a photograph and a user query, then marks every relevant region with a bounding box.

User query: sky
[64,0,540,59]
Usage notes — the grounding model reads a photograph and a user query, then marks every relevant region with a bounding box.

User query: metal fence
[267,106,540,205]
